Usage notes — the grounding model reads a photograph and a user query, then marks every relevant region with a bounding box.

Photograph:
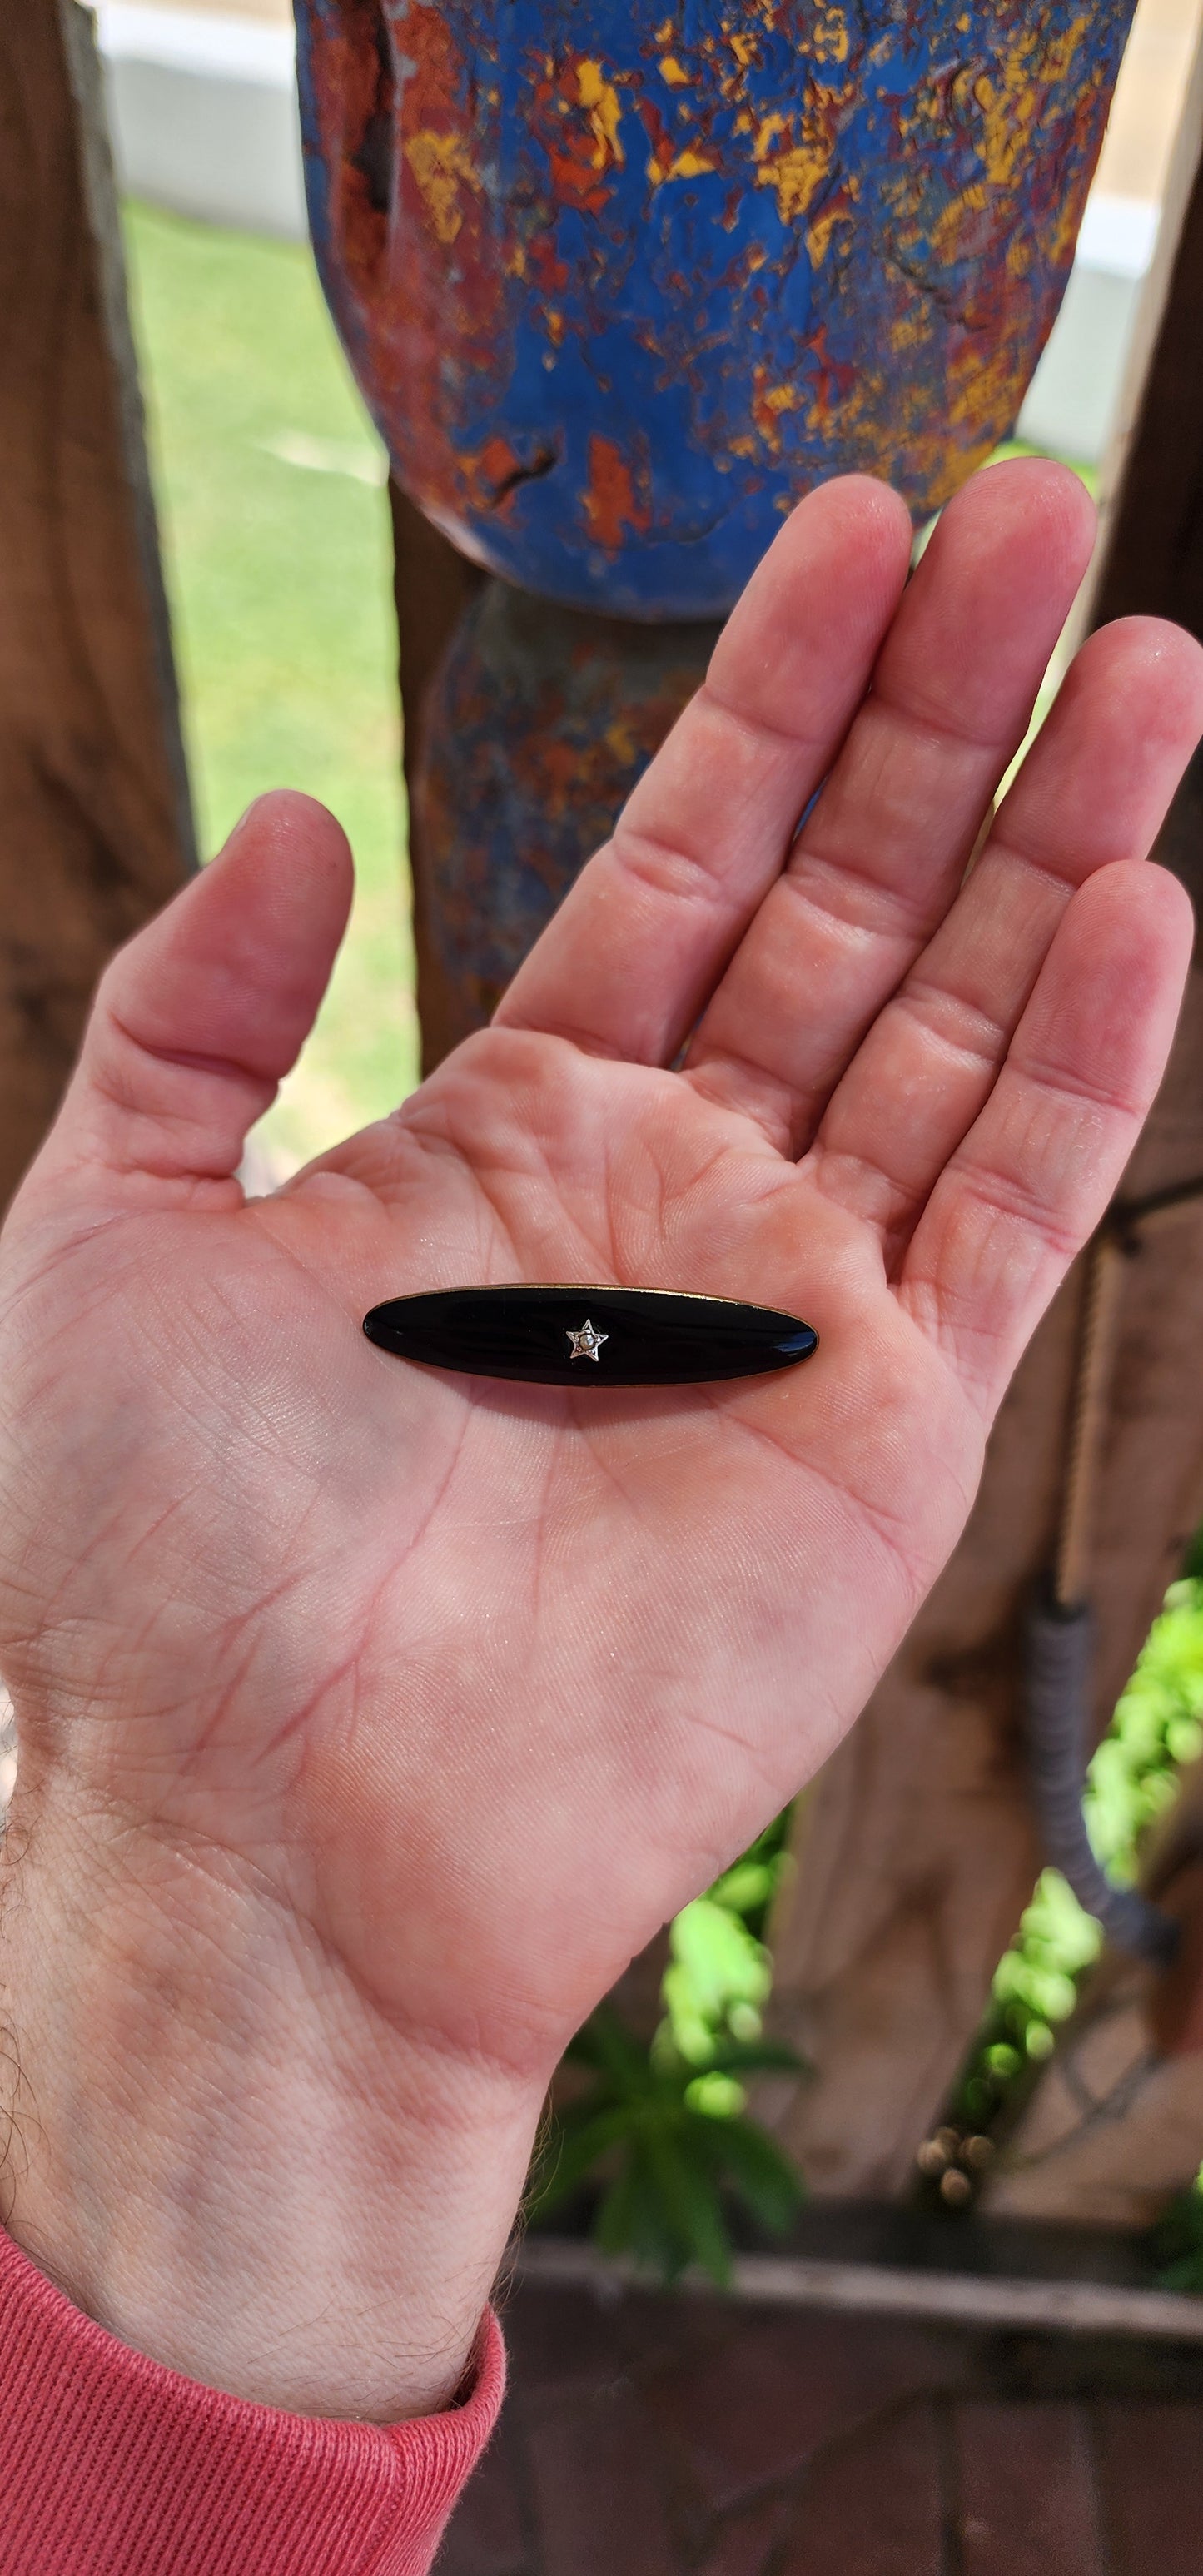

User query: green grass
[122,201,416,1171]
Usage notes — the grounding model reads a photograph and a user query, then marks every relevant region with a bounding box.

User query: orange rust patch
[455,435,527,515]
[583,435,650,550]
[532,53,626,213]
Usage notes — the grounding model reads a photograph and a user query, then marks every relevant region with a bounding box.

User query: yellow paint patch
[1048,185,1084,270]
[813,5,849,65]
[753,112,788,162]
[757,136,832,224]
[945,326,1027,442]
[648,147,719,184]
[659,53,691,84]
[752,369,805,454]
[887,311,932,351]
[927,177,987,259]
[808,205,848,264]
[972,16,1089,190]
[577,58,624,169]
[405,129,480,245]
[605,717,636,763]
[751,101,835,224]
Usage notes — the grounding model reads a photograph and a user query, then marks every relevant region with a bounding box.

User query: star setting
[566,1318,609,1364]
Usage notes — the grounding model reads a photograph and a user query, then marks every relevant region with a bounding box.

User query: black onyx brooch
[362,1286,818,1387]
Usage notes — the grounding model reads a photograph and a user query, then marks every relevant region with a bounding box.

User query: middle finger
[681,457,1096,1154]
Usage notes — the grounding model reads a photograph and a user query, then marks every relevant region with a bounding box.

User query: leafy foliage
[1153,2169,1203,2294]
[529,2007,804,2285]
[949,1575,1203,2147]
[659,1819,792,2080]
[1086,1579,1203,1882]
[530,1816,806,2283]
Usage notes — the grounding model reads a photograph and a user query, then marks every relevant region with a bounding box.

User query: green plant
[1086,1579,1203,1882]
[947,1573,1203,2152]
[530,1814,806,2282]
[659,1818,793,2081]
[529,2005,804,2285]
[949,1867,1105,2139]
[1152,2169,1203,2293]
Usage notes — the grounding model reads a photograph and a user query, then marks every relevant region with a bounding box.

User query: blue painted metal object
[415,583,717,1035]
[296,0,1132,618]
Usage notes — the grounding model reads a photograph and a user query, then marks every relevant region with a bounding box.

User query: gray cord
[1022,1585,1178,1965]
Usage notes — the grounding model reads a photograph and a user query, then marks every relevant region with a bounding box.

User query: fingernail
[229,794,271,837]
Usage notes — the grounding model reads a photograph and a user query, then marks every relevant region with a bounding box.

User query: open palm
[0,460,1200,2414]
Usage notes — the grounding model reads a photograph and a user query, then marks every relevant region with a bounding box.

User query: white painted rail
[95,2,306,239]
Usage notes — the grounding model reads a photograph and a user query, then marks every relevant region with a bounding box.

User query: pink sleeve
[0,2225,504,2576]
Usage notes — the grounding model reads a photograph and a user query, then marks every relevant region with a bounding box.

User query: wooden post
[763,27,1203,2202]
[0,0,192,1211]
[389,484,486,1075]
[313,0,1146,1071]
[392,521,718,1072]
[980,22,1203,2229]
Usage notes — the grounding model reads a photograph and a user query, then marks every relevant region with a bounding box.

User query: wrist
[0,1780,544,2419]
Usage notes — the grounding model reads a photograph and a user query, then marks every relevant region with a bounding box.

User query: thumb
[22,792,353,1216]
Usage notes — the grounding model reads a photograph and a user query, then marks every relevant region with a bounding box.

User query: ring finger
[801,615,1203,1264]
[681,457,1096,1153]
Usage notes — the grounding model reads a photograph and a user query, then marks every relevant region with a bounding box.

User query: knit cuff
[0,2224,504,2576]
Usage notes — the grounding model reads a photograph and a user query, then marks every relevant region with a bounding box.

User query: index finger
[494,475,912,1071]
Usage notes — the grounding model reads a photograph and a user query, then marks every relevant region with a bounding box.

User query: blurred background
[4,0,1200,2280]
[92,0,1203,1174]
[5,13,1203,2558]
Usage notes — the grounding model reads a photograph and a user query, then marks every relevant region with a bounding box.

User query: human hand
[0,460,1199,2419]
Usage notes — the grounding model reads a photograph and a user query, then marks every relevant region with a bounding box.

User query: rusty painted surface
[413,584,718,1032]
[296,0,1132,617]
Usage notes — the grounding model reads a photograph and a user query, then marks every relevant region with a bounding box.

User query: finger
[682,456,1097,1151]
[27,793,352,1214]
[900,858,1194,1416]
[495,475,912,1067]
[804,616,1203,1258]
